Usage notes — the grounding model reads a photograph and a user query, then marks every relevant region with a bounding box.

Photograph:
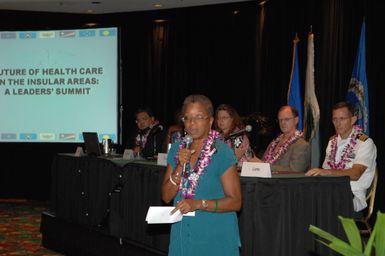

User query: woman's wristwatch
[201,200,208,209]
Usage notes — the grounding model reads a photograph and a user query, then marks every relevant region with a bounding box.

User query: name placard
[123,149,134,160]
[74,146,85,157]
[241,162,272,178]
[157,153,168,166]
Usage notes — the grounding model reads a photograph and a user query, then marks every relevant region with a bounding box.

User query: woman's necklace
[174,130,219,199]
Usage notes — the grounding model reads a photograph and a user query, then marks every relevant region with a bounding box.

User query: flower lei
[263,130,303,164]
[135,121,159,149]
[326,125,362,170]
[174,129,219,199]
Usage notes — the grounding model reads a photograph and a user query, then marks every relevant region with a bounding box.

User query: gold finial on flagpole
[293,32,300,44]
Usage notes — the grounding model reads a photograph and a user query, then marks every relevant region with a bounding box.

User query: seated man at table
[248,105,310,172]
[127,107,165,159]
[306,101,377,212]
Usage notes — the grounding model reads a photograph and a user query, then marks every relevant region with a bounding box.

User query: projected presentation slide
[0,27,118,143]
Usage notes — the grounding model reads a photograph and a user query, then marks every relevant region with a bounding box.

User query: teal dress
[167,139,241,256]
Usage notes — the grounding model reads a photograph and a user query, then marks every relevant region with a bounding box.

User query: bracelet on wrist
[169,175,178,186]
[213,199,218,212]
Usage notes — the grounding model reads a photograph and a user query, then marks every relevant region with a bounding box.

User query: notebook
[240,162,272,178]
[82,132,102,156]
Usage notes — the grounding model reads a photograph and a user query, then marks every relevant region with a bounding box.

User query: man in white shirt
[306,101,377,212]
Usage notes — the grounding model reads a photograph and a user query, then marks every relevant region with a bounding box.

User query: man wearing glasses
[306,101,377,212]
[249,105,311,173]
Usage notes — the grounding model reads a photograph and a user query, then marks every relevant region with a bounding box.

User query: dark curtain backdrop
[0,0,384,213]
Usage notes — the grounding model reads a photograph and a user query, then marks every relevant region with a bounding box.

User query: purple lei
[174,130,219,199]
[263,130,303,164]
[326,125,362,170]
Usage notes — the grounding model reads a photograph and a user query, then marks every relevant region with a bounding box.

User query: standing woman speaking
[161,94,242,256]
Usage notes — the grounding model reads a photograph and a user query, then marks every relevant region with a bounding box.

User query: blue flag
[347,21,369,134]
[288,35,304,131]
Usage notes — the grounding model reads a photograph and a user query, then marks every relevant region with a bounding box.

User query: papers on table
[145,206,195,224]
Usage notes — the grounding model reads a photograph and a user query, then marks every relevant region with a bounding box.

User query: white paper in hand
[145,206,195,224]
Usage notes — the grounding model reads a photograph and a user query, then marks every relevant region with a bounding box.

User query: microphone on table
[225,125,252,140]
[182,135,193,174]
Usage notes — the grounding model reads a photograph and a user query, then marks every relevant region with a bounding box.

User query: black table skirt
[50,154,353,256]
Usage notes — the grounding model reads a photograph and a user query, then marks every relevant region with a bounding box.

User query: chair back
[355,167,378,235]
[364,167,378,222]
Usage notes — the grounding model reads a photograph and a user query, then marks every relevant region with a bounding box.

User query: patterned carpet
[0,199,62,256]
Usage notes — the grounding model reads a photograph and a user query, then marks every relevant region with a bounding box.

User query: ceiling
[0,0,250,14]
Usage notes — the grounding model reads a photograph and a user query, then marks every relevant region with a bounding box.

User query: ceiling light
[84,22,98,27]
[154,3,163,8]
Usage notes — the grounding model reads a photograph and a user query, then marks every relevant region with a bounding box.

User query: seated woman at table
[249,105,310,172]
[214,104,253,167]
[162,94,241,256]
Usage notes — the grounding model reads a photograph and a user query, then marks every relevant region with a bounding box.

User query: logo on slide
[39,133,55,140]
[20,133,38,140]
[19,32,37,39]
[1,133,17,140]
[0,32,16,39]
[59,31,76,38]
[79,30,96,37]
[39,31,55,39]
[99,29,116,37]
[59,133,76,140]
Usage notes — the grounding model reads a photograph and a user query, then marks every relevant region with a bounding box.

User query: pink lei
[263,130,303,164]
[174,130,219,199]
[326,125,362,170]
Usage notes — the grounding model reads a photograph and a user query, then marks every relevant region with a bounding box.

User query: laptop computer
[82,132,102,156]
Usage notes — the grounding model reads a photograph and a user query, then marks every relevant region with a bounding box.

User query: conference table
[47,154,354,256]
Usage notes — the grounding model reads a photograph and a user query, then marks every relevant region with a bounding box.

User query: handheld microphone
[182,135,193,174]
[225,125,252,140]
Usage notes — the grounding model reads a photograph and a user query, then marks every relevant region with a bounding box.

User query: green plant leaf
[338,216,362,251]
[374,211,385,256]
[309,224,361,255]
[328,239,362,256]
[310,211,385,256]
[309,225,340,242]
[364,223,375,256]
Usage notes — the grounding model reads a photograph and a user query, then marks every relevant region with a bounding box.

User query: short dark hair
[332,101,355,116]
[278,105,299,117]
[182,94,214,117]
[135,107,154,118]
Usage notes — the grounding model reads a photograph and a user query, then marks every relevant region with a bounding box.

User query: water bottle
[102,135,111,155]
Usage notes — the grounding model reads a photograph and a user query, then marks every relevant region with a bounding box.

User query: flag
[303,32,320,168]
[287,34,304,131]
[99,28,117,37]
[79,30,96,37]
[39,31,55,39]
[59,31,76,38]
[19,32,37,39]
[346,20,369,134]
